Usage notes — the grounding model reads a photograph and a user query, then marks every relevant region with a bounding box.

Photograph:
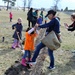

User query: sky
[0,0,75,10]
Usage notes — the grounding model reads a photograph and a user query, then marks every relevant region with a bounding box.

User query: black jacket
[12,23,23,40]
[68,21,75,31]
[27,11,33,22]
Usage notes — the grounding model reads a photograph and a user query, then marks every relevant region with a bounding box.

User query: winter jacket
[27,11,34,22]
[12,23,23,40]
[68,21,75,31]
[39,18,60,34]
[24,32,37,51]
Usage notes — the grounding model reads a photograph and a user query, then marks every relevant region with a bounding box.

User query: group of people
[11,9,75,70]
[27,8,44,28]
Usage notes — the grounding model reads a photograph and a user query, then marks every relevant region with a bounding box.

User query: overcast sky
[0,0,75,10]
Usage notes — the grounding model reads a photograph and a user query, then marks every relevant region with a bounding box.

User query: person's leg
[32,21,35,27]
[26,51,32,68]
[16,40,21,48]
[12,39,17,49]
[28,20,30,27]
[21,50,28,66]
[28,51,31,61]
[32,42,45,62]
[32,20,37,27]
[48,48,54,68]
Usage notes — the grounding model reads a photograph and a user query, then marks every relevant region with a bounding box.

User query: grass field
[0,10,75,75]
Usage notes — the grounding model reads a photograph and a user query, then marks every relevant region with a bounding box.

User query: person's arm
[12,24,16,29]
[35,30,39,35]
[68,22,75,31]
[28,28,35,34]
[39,19,55,28]
[68,26,75,31]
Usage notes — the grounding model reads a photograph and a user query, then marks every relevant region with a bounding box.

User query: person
[12,18,23,49]
[27,8,34,27]
[32,10,39,27]
[64,13,75,31]
[36,15,43,30]
[21,27,38,67]
[44,16,48,24]
[9,12,13,22]
[29,10,60,70]
[37,15,43,24]
[40,11,43,21]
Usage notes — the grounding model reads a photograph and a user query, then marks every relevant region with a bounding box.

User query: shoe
[11,47,15,49]
[28,58,32,66]
[28,61,36,65]
[26,64,31,69]
[21,59,27,67]
[47,66,55,70]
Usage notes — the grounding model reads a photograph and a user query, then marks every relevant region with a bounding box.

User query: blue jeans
[32,42,54,68]
[23,50,31,59]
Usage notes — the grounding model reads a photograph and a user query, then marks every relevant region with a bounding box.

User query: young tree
[23,0,26,11]
[2,0,16,11]
[28,0,32,10]
[53,0,60,11]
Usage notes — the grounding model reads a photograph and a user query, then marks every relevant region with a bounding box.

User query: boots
[12,42,17,49]
[16,41,21,48]
[26,58,32,69]
[21,58,27,66]
[28,58,32,66]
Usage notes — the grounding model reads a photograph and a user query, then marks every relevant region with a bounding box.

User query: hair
[18,18,22,21]
[35,10,38,14]
[49,10,56,16]
[71,15,75,19]
[26,27,34,34]
[29,8,33,12]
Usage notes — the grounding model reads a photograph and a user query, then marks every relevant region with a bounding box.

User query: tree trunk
[6,1,9,11]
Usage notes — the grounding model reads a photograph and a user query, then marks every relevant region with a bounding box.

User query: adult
[29,10,60,70]
[27,8,34,27]
[64,13,75,31]
[40,11,43,21]
[32,10,39,27]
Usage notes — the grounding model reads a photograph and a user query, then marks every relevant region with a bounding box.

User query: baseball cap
[45,10,56,17]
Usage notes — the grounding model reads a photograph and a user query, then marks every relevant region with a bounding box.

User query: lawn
[0,9,75,75]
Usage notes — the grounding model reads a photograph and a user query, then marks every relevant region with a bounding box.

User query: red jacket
[9,12,13,18]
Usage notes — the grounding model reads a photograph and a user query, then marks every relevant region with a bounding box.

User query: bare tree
[28,0,32,10]
[3,0,16,11]
[23,0,26,11]
[53,0,60,11]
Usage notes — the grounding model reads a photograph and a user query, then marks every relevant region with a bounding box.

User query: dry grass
[0,10,75,75]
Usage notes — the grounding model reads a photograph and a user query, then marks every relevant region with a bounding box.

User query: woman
[32,10,39,27]
[64,13,75,31]
[27,8,34,27]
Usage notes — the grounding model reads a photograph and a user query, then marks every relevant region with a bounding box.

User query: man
[29,10,60,70]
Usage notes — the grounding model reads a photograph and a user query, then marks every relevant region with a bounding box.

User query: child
[36,15,43,30]
[64,13,75,31]
[21,27,38,67]
[9,12,13,22]
[37,15,43,24]
[12,18,23,49]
